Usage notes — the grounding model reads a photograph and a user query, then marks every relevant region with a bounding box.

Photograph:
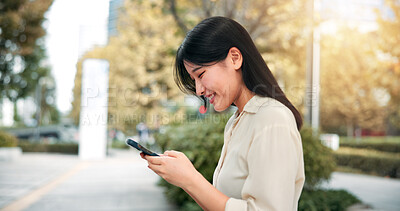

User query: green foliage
[71,0,183,130]
[339,136,400,153]
[340,136,400,144]
[376,0,400,131]
[0,0,54,102]
[154,116,338,209]
[0,131,19,147]
[336,137,400,177]
[299,189,360,211]
[340,142,400,153]
[301,127,336,190]
[334,147,400,178]
[18,142,78,154]
[320,28,387,133]
[111,141,129,149]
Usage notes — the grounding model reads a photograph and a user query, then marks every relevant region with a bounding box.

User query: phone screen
[126,138,159,156]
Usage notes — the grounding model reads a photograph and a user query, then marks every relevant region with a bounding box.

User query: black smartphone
[126,138,159,156]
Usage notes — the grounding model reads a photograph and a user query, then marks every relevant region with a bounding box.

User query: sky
[44,0,109,114]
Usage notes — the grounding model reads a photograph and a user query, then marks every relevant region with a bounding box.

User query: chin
[213,104,230,112]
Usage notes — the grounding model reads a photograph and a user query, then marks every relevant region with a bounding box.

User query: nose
[195,80,205,96]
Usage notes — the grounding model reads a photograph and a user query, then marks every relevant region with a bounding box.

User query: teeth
[207,93,215,100]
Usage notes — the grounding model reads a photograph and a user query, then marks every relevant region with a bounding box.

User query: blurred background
[0,0,399,211]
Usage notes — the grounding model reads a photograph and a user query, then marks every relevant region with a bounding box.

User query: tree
[71,0,310,133]
[319,28,387,135]
[167,0,306,39]
[376,0,400,132]
[0,0,53,102]
[36,72,59,125]
[166,0,309,113]
[71,0,184,133]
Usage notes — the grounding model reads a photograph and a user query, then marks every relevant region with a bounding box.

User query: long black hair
[174,16,302,130]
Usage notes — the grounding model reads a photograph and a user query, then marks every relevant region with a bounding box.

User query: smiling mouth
[206,93,216,104]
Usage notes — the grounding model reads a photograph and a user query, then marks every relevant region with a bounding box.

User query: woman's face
[184,50,243,112]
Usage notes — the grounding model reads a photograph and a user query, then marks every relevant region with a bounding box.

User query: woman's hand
[142,150,200,189]
[141,151,228,211]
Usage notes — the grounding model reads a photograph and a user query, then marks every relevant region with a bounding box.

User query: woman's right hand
[143,151,200,189]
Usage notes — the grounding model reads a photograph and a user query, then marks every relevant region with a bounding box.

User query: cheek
[205,69,237,99]
[208,78,226,95]
[202,75,218,91]
[222,75,242,103]
[220,74,236,94]
[215,77,235,105]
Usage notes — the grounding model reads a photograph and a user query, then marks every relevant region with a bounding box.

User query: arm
[145,151,229,211]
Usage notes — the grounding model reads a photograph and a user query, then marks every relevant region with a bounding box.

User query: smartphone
[126,138,159,156]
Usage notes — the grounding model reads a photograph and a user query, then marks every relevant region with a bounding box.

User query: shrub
[47,143,79,154]
[340,142,400,153]
[0,131,18,147]
[340,136,400,144]
[18,142,79,154]
[155,115,342,209]
[301,127,336,189]
[111,141,129,149]
[299,189,360,211]
[334,147,400,178]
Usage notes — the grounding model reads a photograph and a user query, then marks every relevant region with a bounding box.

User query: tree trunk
[346,122,354,137]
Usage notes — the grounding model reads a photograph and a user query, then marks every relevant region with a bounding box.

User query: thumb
[164,150,181,158]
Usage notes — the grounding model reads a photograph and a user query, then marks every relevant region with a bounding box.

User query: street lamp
[305,0,321,135]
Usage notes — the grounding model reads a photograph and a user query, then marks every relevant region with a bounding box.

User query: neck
[234,85,255,113]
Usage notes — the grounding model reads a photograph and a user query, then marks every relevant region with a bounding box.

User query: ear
[228,47,243,70]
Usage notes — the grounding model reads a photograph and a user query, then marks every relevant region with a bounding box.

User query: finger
[164,150,181,158]
[146,156,164,165]
[148,163,164,175]
[140,152,146,160]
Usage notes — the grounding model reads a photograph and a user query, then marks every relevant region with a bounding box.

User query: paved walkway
[2,151,400,211]
[322,172,400,211]
[0,149,177,211]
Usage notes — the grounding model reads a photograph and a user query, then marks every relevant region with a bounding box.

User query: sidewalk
[0,149,177,211]
[3,151,399,211]
[322,172,400,211]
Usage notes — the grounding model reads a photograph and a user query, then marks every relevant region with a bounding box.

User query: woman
[143,16,305,211]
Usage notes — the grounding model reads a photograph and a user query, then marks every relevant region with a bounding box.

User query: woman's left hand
[144,150,199,189]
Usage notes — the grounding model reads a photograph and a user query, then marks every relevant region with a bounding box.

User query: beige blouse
[213,95,305,211]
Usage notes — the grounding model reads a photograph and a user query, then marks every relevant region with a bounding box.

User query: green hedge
[299,189,360,211]
[340,142,400,153]
[154,115,351,210]
[340,136,400,144]
[18,142,79,154]
[0,131,18,147]
[335,147,400,178]
[111,141,129,149]
[301,127,336,189]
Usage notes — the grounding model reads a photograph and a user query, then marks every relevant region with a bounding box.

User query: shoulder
[249,97,303,153]
[251,97,298,130]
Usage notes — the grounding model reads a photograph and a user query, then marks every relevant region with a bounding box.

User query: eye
[198,71,205,79]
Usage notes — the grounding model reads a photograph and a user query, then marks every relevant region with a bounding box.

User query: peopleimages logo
[79,84,320,109]
[79,112,231,126]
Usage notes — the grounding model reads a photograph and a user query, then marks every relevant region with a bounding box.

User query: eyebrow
[192,66,202,73]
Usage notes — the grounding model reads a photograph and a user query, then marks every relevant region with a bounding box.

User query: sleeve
[225,125,302,211]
